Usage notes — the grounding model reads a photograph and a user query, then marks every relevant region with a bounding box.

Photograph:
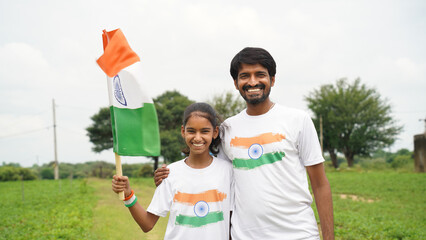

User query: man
[156,47,334,239]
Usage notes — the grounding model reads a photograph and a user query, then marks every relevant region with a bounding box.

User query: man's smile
[243,84,265,93]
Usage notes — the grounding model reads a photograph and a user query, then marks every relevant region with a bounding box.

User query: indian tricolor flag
[231,132,285,170]
[173,189,226,228]
[96,29,160,156]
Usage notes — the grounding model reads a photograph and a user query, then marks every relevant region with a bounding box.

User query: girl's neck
[185,153,213,169]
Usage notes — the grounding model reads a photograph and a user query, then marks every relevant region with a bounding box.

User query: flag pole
[114,152,125,200]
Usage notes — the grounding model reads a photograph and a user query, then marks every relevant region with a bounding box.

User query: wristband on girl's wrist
[124,194,137,207]
[124,189,134,201]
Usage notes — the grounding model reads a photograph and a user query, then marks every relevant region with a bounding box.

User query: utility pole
[320,115,323,155]
[52,99,59,180]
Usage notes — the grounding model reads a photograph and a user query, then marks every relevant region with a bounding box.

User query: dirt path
[89,178,167,240]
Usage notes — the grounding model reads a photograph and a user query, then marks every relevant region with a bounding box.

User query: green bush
[0,166,37,181]
[391,155,413,170]
[359,157,388,170]
[138,164,154,177]
[40,168,54,179]
[0,166,20,181]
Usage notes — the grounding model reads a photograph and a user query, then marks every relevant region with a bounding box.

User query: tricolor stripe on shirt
[173,189,226,228]
[96,29,160,156]
[230,132,286,170]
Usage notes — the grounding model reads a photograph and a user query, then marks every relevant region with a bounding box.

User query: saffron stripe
[173,189,226,205]
[175,211,224,227]
[230,133,285,148]
[233,151,285,170]
[97,29,140,77]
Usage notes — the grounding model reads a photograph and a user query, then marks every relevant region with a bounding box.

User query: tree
[207,91,245,121]
[86,107,113,153]
[305,84,341,168]
[154,90,194,163]
[305,78,403,167]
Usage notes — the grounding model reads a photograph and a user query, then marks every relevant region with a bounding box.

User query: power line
[1,110,50,129]
[57,104,100,112]
[0,126,52,139]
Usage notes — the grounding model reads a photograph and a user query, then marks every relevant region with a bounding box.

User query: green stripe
[110,103,161,156]
[233,151,285,170]
[175,211,224,228]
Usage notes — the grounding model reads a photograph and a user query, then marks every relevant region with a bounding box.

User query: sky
[0,0,425,167]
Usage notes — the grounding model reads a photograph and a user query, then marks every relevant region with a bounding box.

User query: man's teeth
[247,88,261,92]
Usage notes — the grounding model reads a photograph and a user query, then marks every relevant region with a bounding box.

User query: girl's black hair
[182,102,221,156]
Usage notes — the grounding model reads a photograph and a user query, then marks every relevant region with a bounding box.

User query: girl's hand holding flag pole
[96,29,161,200]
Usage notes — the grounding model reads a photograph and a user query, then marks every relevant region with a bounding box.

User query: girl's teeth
[193,143,203,147]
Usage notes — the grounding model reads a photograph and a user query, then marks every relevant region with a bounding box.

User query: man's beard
[241,84,271,105]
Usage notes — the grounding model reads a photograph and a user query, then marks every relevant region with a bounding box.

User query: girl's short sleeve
[147,178,173,217]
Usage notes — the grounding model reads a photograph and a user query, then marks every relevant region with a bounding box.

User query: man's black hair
[230,47,276,81]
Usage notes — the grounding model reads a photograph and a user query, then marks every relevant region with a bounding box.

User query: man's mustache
[242,84,265,91]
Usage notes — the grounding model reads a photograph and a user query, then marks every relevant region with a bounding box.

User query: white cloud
[0,43,51,87]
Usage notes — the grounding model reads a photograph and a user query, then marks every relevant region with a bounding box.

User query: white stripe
[124,194,136,206]
[107,62,153,109]
[175,201,222,216]
[231,141,284,159]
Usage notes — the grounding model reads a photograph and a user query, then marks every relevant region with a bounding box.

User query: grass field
[0,171,425,239]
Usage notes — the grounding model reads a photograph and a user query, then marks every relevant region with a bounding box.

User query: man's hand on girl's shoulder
[154,164,169,187]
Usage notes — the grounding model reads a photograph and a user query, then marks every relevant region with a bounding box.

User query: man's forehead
[238,63,268,73]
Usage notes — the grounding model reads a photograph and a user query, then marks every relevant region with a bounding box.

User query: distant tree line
[323,148,414,171]
[1,148,414,182]
[0,161,154,182]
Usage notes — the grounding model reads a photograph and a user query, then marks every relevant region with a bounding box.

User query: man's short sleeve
[298,113,325,166]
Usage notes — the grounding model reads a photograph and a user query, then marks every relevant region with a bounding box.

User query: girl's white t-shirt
[147,157,234,240]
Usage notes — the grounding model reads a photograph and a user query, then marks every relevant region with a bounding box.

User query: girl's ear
[181,125,185,138]
[213,126,219,139]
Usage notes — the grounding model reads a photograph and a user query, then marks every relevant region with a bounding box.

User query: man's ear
[234,79,239,90]
[270,76,275,87]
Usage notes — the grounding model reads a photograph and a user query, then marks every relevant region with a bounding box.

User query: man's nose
[248,75,257,86]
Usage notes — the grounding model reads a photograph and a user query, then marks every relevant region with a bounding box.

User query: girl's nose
[194,132,202,140]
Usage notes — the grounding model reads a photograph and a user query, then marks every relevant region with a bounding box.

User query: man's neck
[246,99,274,116]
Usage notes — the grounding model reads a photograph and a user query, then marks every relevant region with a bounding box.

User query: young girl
[112,102,234,240]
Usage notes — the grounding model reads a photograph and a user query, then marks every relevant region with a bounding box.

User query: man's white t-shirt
[147,157,234,240]
[219,104,324,240]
